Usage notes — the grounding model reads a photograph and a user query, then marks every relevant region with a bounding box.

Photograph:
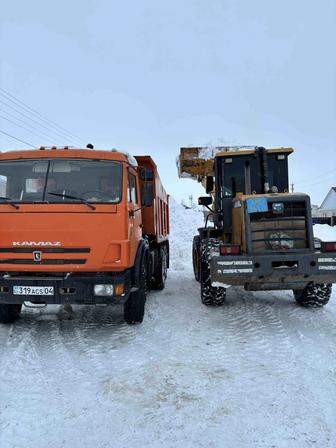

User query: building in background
[312,187,336,226]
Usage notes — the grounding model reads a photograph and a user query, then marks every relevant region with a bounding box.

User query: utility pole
[291,183,294,193]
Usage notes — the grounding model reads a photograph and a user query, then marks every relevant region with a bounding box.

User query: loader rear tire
[294,283,332,308]
[0,304,22,324]
[200,239,226,306]
[192,235,201,282]
[124,262,147,324]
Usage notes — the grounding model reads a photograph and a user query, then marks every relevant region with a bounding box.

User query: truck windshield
[0,159,123,204]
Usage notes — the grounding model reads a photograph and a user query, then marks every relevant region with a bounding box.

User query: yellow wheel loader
[178,146,335,307]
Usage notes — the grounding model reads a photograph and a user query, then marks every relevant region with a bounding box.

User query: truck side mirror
[141,182,154,207]
[198,196,213,206]
[206,176,214,193]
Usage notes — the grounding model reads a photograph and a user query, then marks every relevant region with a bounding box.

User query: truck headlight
[94,284,114,296]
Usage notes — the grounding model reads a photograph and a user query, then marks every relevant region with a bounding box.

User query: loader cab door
[127,168,142,262]
[214,155,263,232]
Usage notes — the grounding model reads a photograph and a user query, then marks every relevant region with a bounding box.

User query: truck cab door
[127,169,142,263]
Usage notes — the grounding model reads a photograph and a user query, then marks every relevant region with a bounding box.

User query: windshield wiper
[0,196,20,209]
[47,192,96,210]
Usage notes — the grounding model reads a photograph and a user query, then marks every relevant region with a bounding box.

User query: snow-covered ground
[1,202,336,448]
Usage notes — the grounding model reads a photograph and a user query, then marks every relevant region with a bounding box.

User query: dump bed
[135,156,169,244]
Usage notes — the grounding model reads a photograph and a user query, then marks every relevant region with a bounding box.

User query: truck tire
[192,235,201,282]
[124,262,147,324]
[293,283,332,308]
[151,245,168,290]
[200,239,226,306]
[0,304,22,324]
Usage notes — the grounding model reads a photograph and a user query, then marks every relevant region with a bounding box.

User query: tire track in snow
[147,267,336,445]
[0,309,58,444]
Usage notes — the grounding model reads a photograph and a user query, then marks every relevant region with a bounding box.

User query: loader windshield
[0,158,123,204]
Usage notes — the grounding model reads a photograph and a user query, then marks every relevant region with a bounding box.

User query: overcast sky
[1,0,335,205]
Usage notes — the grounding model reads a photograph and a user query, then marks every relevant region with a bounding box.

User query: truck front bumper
[210,252,336,290]
[0,271,132,305]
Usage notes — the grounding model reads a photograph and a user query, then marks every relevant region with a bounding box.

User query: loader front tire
[192,235,201,282]
[200,239,226,306]
[294,283,332,308]
[0,304,22,324]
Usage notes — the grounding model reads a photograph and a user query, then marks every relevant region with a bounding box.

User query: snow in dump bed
[1,201,336,448]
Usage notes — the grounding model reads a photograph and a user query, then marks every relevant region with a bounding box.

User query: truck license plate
[13,286,54,296]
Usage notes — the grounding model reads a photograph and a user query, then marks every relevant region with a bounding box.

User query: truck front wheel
[0,304,22,324]
[293,283,332,308]
[200,239,226,306]
[124,262,147,324]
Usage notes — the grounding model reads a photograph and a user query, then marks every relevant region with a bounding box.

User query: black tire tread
[200,238,226,306]
[192,235,201,282]
[294,283,332,308]
[124,262,147,324]
[151,245,167,291]
[0,304,22,324]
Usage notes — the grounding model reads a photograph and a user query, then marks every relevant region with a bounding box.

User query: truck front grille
[249,201,308,252]
[0,247,90,254]
[0,247,90,266]
[0,259,87,265]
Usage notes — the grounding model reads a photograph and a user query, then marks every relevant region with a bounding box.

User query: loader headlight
[94,284,114,296]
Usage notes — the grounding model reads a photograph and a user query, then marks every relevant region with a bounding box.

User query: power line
[0,87,83,144]
[0,108,58,141]
[294,168,336,185]
[295,172,335,188]
[0,129,35,148]
[0,98,80,144]
[0,114,58,143]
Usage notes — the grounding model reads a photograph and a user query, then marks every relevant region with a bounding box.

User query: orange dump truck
[0,147,169,324]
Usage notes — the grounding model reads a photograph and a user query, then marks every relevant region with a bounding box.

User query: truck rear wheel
[200,239,226,306]
[294,283,332,308]
[124,262,147,324]
[192,235,201,282]
[151,245,168,290]
[0,304,22,324]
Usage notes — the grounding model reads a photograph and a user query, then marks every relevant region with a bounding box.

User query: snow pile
[313,224,336,241]
[199,145,256,160]
[0,200,336,448]
[169,198,204,272]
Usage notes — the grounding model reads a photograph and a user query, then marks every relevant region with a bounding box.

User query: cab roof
[0,148,136,165]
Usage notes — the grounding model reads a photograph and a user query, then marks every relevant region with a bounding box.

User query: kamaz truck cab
[178,146,336,307]
[0,146,169,324]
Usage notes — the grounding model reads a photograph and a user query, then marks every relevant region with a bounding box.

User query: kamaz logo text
[12,242,62,247]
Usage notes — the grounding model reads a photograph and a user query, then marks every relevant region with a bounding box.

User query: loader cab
[215,149,291,198]
[213,148,293,230]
